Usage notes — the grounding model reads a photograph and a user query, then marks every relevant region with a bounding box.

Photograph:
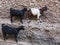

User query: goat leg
[11,16,13,23]
[3,33,6,41]
[20,18,23,24]
[27,15,31,23]
[15,35,18,42]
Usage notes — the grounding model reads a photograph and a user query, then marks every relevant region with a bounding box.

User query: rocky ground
[0,0,60,45]
[0,17,60,45]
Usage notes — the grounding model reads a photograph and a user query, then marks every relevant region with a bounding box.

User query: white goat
[31,8,41,19]
[27,6,48,23]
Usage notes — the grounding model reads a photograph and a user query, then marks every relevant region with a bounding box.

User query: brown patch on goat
[27,10,38,20]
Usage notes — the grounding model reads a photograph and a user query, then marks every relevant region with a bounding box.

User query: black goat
[10,7,27,24]
[1,24,25,42]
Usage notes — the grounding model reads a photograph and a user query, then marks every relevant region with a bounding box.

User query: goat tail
[2,24,5,27]
[10,8,12,10]
[10,8,13,11]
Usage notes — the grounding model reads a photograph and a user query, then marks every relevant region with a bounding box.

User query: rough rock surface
[0,0,60,45]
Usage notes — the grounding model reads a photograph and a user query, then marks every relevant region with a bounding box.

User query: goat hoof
[40,21,42,23]
[20,20,23,24]
[11,21,13,23]
[16,40,18,42]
